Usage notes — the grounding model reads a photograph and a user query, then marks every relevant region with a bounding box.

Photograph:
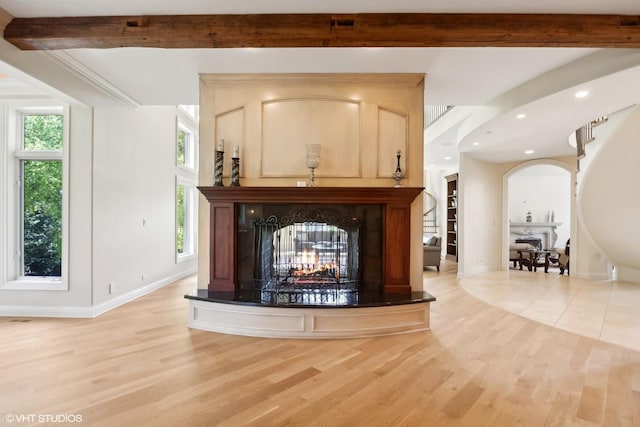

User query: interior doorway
[504,160,575,271]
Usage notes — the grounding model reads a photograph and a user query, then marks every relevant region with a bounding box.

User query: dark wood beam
[4,13,640,50]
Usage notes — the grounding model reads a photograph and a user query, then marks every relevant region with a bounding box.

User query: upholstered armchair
[423,236,442,271]
[549,239,570,275]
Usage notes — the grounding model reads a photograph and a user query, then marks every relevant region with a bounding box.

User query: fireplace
[189,186,435,338]
[237,203,383,303]
[199,186,423,295]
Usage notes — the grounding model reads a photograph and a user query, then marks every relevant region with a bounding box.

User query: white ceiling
[2,0,640,170]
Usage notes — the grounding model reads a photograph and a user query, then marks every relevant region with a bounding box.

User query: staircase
[578,107,640,283]
[423,191,438,235]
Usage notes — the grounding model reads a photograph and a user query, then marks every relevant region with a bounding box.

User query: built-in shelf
[445,174,458,262]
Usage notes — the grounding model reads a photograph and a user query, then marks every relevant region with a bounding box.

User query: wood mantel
[198,186,423,294]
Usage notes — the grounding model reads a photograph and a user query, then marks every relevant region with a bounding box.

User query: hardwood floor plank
[2,270,640,426]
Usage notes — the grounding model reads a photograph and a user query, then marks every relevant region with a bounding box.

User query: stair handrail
[423,191,438,234]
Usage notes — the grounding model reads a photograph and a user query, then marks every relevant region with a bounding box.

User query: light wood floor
[1,264,640,426]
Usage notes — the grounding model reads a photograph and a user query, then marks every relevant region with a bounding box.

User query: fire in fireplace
[236,204,383,298]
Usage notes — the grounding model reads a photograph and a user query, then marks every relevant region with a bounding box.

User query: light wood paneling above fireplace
[199,73,424,188]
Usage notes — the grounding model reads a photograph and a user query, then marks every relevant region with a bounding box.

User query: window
[3,104,69,290]
[176,177,196,261]
[175,106,198,262]
[177,122,195,169]
[176,106,198,171]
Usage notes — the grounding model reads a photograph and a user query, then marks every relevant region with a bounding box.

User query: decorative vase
[392,149,405,187]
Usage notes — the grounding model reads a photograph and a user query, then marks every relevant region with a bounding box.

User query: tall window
[176,177,196,260]
[177,123,195,170]
[3,104,68,290]
[175,106,198,262]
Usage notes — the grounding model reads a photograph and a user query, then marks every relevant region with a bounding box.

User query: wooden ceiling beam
[4,13,640,50]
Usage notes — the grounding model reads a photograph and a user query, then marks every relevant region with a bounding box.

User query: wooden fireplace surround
[198,186,423,294]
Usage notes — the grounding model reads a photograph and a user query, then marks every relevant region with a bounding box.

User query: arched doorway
[502,160,576,271]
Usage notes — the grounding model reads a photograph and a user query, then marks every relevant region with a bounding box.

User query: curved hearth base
[185,290,435,339]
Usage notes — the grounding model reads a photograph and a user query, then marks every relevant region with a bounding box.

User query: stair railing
[423,191,438,235]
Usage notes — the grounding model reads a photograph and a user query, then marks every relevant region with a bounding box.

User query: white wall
[92,106,197,306]
[458,153,508,275]
[1,103,197,316]
[508,164,571,246]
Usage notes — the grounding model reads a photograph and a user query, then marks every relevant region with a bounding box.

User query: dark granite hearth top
[185,288,436,308]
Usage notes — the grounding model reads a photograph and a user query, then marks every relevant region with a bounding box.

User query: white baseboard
[0,269,196,318]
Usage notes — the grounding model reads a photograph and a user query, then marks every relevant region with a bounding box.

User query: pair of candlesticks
[214,139,240,187]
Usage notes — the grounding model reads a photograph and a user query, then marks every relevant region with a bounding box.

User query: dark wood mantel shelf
[198,186,423,204]
[198,186,423,294]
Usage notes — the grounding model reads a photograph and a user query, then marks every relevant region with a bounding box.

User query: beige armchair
[423,236,442,272]
[549,239,570,275]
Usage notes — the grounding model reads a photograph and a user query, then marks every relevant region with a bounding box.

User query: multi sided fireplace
[199,186,423,297]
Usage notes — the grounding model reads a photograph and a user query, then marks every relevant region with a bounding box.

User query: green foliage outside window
[22,114,63,277]
[177,185,185,254]
[177,129,186,166]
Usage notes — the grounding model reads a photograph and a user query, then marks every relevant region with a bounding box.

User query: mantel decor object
[392,149,406,187]
[230,145,240,187]
[214,139,224,187]
[306,143,321,187]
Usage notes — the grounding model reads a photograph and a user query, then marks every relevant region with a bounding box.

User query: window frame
[175,175,197,263]
[176,107,198,172]
[2,103,69,291]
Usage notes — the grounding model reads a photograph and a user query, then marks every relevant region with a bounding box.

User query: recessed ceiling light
[575,90,589,98]
[472,142,480,146]
[444,156,452,160]
[516,114,526,119]
[524,150,535,154]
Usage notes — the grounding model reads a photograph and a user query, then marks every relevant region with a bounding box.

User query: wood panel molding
[5,14,640,50]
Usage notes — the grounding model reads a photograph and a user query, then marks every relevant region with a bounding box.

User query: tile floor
[428,261,640,352]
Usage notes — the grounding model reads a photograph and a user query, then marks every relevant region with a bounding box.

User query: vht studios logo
[5,413,83,423]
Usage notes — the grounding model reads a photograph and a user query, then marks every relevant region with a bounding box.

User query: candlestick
[217,139,224,152]
[232,145,239,159]
[214,150,224,186]
[306,144,321,187]
[230,157,240,186]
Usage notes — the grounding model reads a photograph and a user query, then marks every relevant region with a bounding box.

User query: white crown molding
[43,51,141,107]
[0,269,196,318]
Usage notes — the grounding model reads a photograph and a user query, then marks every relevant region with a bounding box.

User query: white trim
[42,51,141,107]
[14,150,63,160]
[4,277,65,291]
[0,269,196,318]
